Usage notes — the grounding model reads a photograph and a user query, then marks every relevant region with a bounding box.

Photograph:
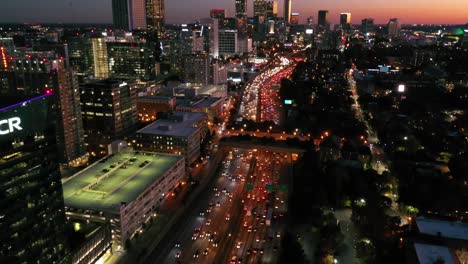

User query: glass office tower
[0,94,69,263]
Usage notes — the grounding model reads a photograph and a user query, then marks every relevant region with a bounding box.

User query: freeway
[238,54,298,125]
[145,148,293,264]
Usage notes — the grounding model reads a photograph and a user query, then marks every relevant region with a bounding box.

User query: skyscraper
[0,63,70,262]
[91,37,109,79]
[112,0,130,31]
[290,13,299,25]
[318,10,329,28]
[80,79,138,157]
[112,0,163,31]
[387,18,400,37]
[254,0,267,17]
[284,0,291,23]
[340,13,352,30]
[0,52,86,165]
[361,18,374,34]
[266,1,278,18]
[146,0,165,32]
[210,9,226,20]
[235,0,247,19]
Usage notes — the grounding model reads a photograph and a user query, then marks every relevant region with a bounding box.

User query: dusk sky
[1,0,467,25]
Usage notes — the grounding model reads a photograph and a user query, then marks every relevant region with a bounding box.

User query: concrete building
[63,151,185,250]
[137,95,176,122]
[135,112,207,165]
[219,30,238,56]
[387,18,400,37]
[361,18,374,34]
[235,0,247,19]
[210,9,226,20]
[183,52,210,85]
[176,96,225,122]
[80,79,138,157]
[290,13,300,25]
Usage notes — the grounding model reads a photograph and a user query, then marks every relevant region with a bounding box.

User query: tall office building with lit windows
[235,0,247,19]
[80,79,138,157]
[146,0,165,32]
[0,51,86,166]
[0,53,70,262]
[112,0,160,31]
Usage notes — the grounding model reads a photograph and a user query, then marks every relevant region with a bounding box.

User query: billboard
[284,99,293,105]
[0,94,52,144]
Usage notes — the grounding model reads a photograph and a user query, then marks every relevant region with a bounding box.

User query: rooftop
[137,111,206,137]
[414,243,456,264]
[62,151,183,213]
[416,217,468,241]
[176,96,224,108]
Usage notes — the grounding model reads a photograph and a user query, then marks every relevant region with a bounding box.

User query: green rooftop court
[62,151,183,213]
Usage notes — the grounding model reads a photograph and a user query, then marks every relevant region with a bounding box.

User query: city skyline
[1,0,467,25]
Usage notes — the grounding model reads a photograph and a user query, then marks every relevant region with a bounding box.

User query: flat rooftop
[62,152,183,213]
[177,96,224,108]
[416,217,468,241]
[137,111,205,137]
[414,243,456,264]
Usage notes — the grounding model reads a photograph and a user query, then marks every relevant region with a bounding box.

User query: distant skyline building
[91,37,109,79]
[266,1,278,18]
[318,10,329,28]
[284,0,291,23]
[210,9,226,20]
[387,18,400,37]
[146,0,165,32]
[112,0,165,31]
[340,12,352,30]
[290,12,299,25]
[361,18,374,34]
[219,29,238,56]
[235,0,247,19]
[253,0,267,17]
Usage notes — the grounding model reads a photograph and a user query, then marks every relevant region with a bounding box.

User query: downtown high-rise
[0,52,70,263]
[112,0,164,31]
[235,0,247,19]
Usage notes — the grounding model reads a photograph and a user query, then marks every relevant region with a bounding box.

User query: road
[239,54,297,125]
[145,148,293,264]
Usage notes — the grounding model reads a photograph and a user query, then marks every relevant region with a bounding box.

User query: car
[206,219,212,226]
[236,241,242,249]
[193,249,199,258]
[216,201,221,207]
[203,248,209,256]
[225,214,231,221]
[199,211,205,216]
[175,250,182,258]
[175,241,180,248]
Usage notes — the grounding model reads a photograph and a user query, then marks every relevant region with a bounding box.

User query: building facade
[80,79,138,157]
[235,0,247,19]
[136,112,207,165]
[0,94,69,263]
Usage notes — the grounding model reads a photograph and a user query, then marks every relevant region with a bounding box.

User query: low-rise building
[135,112,208,165]
[62,151,185,251]
[137,95,176,123]
[176,96,224,122]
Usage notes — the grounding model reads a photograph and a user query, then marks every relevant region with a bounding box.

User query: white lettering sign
[0,117,23,135]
